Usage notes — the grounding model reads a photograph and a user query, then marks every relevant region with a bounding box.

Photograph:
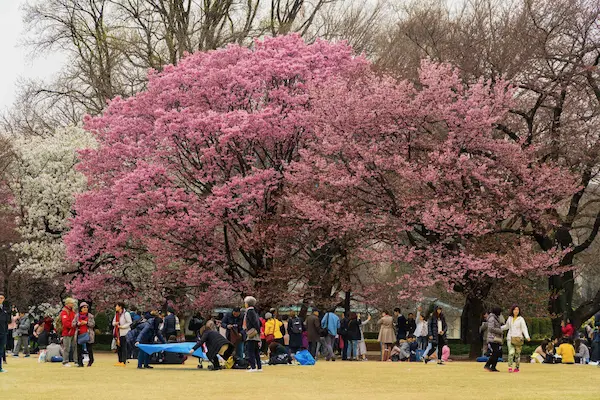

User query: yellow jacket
[264,318,284,339]
[556,343,575,364]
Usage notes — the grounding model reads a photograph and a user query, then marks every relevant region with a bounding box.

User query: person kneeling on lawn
[190,325,234,371]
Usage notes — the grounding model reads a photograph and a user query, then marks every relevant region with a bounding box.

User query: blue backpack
[295,349,315,366]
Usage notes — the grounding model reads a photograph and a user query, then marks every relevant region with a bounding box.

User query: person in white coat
[502,305,530,373]
[112,302,133,367]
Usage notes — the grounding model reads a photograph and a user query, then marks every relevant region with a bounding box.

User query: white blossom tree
[9,126,95,277]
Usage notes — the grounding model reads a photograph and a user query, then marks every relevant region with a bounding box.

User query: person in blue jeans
[0,293,8,373]
[321,309,340,361]
[135,314,166,369]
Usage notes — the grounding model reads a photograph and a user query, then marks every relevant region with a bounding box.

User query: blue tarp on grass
[137,342,208,360]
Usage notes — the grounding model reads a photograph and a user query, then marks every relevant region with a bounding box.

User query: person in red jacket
[60,298,77,367]
[561,319,575,338]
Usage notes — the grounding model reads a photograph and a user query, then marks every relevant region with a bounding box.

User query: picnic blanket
[137,342,208,360]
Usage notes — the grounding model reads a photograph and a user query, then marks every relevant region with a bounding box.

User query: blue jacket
[321,313,340,336]
[136,318,166,345]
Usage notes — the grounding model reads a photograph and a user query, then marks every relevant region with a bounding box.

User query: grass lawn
[0,352,597,400]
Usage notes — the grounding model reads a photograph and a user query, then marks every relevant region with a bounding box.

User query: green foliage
[95,312,111,333]
[525,317,552,339]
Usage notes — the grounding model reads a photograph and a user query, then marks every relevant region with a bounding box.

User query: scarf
[114,311,121,338]
[79,313,89,335]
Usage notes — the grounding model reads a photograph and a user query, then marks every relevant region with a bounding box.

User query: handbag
[266,334,275,344]
[511,336,524,346]
[230,328,242,345]
[246,328,258,339]
[77,332,90,345]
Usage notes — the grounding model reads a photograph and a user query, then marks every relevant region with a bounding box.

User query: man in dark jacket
[305,309,321,359]
[407,313,417,337]
[394,308,408,341]
[0,293,8,372]
[135,316,166,369]
[162,308,177,339]
[190,327,233,371]
[221,307,244,359]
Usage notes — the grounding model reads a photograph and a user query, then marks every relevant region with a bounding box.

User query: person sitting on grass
[556,337,576,364]
[268,341,292,365]
[575,339,590,364]
[190,325,234,371]
[530,339,549,363]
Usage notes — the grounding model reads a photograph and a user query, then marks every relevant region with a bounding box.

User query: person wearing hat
[60,298,78,367]
[74,302,95,367]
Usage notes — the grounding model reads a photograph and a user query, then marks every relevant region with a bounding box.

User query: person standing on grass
[357,313,371,361]
[377,311,395,362]
[112,302,132,367]
[162,307,177,340]
[75,302,95,367]
[305,308,321,359]
[346,312,361,361]
[423,306,448,365]
[12,311,31,357]
[135,312,166,369]
[60,298,77,367]
[502,305,530,373]
[479,312,489,357]
[242,296,262,372]
[287,311,305,355]
[484,307,503,372]
[321,308,340,362]
[0,293,8,373]
[222,307,245,359]
[415,307,428,351]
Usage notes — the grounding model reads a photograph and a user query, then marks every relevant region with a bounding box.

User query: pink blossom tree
[65,35,368,310]
[287,61,578,356]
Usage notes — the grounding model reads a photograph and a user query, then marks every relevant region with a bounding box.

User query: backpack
[290,317,303,334]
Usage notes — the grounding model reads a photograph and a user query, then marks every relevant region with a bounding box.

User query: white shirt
[415,312,428,337]
[503,316,530,340]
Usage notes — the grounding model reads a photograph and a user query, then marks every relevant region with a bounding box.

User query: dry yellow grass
[0,353,597,400]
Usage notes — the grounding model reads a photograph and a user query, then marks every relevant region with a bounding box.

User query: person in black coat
[346,312,361,361]
[287,311,305,354]
[0,293,9,372]
[424,305,448,365]
[191,326,234,371]
[394,308,408,341]
[243,296,262,371]
[162,308,177,339]
[135,316,166,369]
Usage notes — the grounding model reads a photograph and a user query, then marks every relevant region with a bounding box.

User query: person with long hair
[503,304,530,373]
[423,305,448,365]
[377,311,395,361]
[346,312,361,361]
[484,307,503,372]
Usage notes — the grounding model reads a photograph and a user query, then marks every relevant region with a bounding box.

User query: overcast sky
[0,0,65,112]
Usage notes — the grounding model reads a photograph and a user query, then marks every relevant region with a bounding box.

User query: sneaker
[484,366,492,372]
[114,362,126,367]
[514,368,520,373]
[422,356,428,363]
[257,369,263,372]
[0,369,6,373]
[247,368,258,373]
[508,368,513,373]
[12,354,18,358]
[63,363,72,368]
[145,365,153,369]
[24,355,30,358]
[491,368,500,372]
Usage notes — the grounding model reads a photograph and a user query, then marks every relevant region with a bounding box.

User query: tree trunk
[461,293,487,359]
[548,271,574,338]
[344,291,351,315]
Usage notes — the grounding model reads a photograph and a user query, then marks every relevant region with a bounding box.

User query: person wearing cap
[60,298,78,367]
[74,302,95,367]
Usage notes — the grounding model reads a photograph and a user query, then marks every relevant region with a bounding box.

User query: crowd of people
[479,305,600,373]
[2,291,600,374]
